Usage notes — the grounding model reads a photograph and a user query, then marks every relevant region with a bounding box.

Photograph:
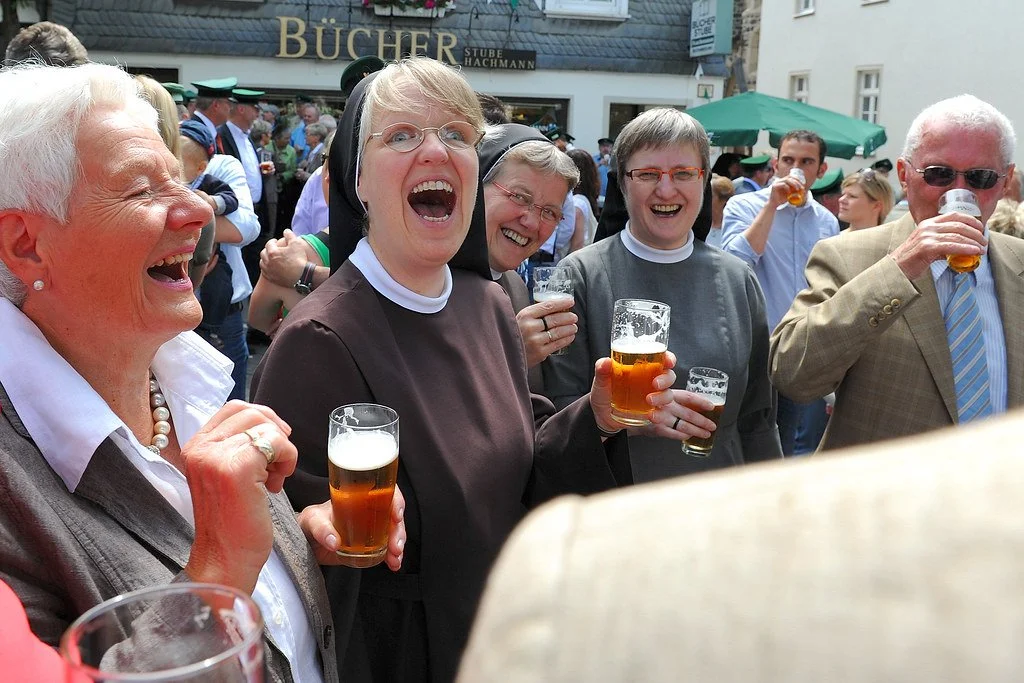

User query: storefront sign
[689,0,732,58]
[276,16,459,64]
[462,47,536,70]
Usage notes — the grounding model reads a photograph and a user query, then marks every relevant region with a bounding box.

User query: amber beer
[328,404,399,568]
[681,397,726,455]
[610,341,668,425]
[609,299,672,426]
[940,189,983,274]
[786,168,806,206]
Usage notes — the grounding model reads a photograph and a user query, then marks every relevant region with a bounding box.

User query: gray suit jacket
[770,213,1024,451]
[460,408,1024,682]
[0,384,338,682]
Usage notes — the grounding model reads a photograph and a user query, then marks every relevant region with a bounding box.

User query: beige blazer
[459,409,1024,682]
[769,213,1024,451]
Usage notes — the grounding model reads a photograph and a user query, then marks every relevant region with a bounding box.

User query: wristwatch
[294,262,316,296]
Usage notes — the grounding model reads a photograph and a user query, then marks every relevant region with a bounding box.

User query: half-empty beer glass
[60,583,264,682]
[939,189,984,274]
[609,298,671,426]
[682,367,729,457]
[532,266,574,355]
[328,403,400,568]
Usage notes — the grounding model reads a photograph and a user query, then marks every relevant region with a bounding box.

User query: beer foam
[534,291,573,303]
[693,393,727,407]
[610,339,668,355]
[328,430,398,471]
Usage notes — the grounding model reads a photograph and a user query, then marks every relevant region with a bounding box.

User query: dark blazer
[0,383,338,682]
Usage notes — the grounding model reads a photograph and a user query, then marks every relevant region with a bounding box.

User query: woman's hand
[182,401,297,594]
[588,350,713,441]
[298,486,407,571]
[516,298,577,368]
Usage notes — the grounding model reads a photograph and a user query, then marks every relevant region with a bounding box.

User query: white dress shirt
[205,154,260,303]
[226,120,263,204]
[0,300,322,682]
[291,166,329,237]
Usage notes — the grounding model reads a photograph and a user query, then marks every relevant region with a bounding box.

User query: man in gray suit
[770,95,1024,451]
[460,408,1024,682]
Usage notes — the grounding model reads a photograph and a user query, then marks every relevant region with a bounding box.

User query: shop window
[544,0,629,21]
[794,0,814,16]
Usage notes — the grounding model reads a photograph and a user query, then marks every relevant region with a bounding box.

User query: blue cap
[179,119,215,158]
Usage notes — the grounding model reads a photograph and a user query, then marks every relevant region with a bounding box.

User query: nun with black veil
[252,58,693,682]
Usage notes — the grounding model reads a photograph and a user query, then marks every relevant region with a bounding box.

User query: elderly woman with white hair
[546,108,783,481]
[0,62,405,681]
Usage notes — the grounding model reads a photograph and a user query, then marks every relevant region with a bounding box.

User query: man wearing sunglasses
[770,95,1024,452]
[720,130,840,455]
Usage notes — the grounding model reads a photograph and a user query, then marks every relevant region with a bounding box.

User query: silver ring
[672,417,682,431]
[244,428,276,466]
[546,330,554,343]
[541,316,550,332]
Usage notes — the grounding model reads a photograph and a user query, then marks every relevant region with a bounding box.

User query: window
[856,68,881,123]
[789,73,809,104]
[544,0,628,21]
[794,0,814,15]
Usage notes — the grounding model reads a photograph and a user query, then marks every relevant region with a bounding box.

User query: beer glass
[682,367,729,457]
[786,168,806,206]
[60,583,264,682]
[259,148,275,175]
[328,403,400,568]
[609,298,671,426]
[939,189,984,274]
[532,266,574,356]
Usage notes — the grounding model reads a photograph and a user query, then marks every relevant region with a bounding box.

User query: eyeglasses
[490,181,563,226]
[624,167,705,184]
[913,165,1006,190]
[369,121,483,153]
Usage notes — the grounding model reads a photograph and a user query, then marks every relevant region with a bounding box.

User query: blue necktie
[944,271,992,422]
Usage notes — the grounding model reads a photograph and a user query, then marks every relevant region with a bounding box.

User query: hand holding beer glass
[532,266,574,356]
[328,403,400,568]
[609,299,671,426]
[681,367,728,457]
[939,189,984,274]
[259,148,275,176]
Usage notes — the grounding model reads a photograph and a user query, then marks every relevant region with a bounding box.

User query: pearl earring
[32,280,44,291]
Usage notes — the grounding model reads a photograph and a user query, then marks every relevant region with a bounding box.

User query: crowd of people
[3,18,1024,683]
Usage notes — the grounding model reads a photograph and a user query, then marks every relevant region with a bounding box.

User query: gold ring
[244,428,276,466]
[546,330,554,343]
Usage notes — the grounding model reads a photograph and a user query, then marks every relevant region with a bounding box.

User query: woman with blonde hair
[838,169,895,229]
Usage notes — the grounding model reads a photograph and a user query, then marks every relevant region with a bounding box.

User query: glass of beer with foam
[682,367,729,457]
[609,298,671,426]
[939,189,984,274]
[328,403,399,568]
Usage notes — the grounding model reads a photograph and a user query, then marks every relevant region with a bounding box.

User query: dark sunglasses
[913,165,1007,190]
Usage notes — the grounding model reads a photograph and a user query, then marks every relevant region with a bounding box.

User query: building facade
[50,0,728,153]
[757,0,1023,171]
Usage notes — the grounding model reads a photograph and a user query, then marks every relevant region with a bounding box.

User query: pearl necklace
[148,373,172,454]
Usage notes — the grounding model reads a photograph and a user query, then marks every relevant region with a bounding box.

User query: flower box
[372,3,452,17]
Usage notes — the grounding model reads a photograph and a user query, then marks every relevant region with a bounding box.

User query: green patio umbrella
[687,91,887,159]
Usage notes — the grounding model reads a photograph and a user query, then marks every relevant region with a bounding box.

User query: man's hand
[259,230,309,287]
[766,173,805,209]
[890,212,986,281]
